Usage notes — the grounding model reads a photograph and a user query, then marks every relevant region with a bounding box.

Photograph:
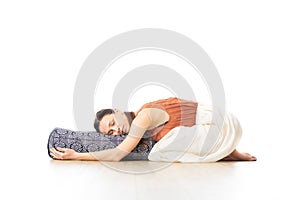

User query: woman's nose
[112,126,121,135]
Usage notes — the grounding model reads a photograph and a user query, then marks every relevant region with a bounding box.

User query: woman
[50,97,257,161]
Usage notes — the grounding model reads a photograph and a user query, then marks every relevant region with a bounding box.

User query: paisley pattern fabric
[47,127,156,161]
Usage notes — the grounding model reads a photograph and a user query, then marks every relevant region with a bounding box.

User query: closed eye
[107,119,115,135]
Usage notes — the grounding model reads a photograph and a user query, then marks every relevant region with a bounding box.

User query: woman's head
[94,108,132,135]
[94,109,114,133]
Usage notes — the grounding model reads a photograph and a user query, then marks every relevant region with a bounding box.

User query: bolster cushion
[47,127,156,161]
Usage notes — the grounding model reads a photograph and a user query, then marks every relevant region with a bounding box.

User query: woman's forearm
[76,152,98,161]
[51,146,129,161]
[77,148,128,161]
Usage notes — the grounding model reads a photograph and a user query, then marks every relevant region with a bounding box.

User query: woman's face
[99,109,130,135]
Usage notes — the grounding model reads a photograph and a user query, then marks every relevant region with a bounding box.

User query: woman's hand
[50,147,79,160]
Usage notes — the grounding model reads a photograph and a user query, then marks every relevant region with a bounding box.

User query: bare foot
[220,149,257,161]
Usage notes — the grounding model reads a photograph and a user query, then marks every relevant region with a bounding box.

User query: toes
[251,156,257,161]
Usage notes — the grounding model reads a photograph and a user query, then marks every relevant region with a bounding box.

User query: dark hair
[94,109,114,133]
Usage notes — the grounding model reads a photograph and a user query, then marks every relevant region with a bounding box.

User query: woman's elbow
[111,154,125,162]
[111,148,129,162]
[111,157,122,162]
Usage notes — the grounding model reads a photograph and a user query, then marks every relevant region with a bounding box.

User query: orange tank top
[136,97,198,141]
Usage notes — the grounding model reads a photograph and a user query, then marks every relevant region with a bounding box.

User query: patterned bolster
[47,127,156,161]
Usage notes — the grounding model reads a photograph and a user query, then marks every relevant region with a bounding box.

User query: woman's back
[136,97,198,141]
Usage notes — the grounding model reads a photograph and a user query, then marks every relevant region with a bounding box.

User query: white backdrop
[1,0,299,199]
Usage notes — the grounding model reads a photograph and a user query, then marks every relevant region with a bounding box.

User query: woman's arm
[50,146,129,161]
[80,148,129,161]
[112,108,169,158]
[50,147,95,161]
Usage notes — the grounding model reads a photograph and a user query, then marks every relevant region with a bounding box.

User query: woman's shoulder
[134,108,169,129]
[137,107,169,118]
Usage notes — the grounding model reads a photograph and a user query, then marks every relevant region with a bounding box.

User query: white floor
[4,157,298,200]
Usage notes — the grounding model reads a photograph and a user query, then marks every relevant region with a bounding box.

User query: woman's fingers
[50,148,58,159]
[50,148,59,159]
[50,148,64,159]
[57,147,67,152]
